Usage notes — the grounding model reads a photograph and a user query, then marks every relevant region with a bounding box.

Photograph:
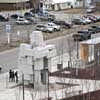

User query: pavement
[0,48,18,73]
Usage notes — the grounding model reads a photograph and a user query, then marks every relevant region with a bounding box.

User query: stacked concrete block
[18,31,57,90]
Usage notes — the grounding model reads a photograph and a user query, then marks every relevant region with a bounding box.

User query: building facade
[0,0,31,11]
[44,0,83,11]
[0,0,42,11]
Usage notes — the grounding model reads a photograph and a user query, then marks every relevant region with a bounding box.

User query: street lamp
[73,34,80,59]
[6,24,11,45]
[48,67,49,100]
[20,71,25,100]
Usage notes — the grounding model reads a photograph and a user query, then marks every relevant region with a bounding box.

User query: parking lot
[0,9,100,51]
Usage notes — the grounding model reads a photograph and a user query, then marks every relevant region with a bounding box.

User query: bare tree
[30,0,40,10]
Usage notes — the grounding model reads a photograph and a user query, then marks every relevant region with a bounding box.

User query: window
[43,56,48,69]
[40,3,43,8]
[30,74,34,83]
[32,65,34,71]
[41,69,47,84]
[67,2,71,6]
[41,71,44,83]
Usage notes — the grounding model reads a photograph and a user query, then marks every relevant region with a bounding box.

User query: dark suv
[53,20,72,28]
[72,18,86,25]
[0,15,8,21]
[73,30,92,41]
[88,25,100,33]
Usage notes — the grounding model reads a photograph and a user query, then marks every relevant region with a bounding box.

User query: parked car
[25,17,36,24]
[16,17,31,25]
[82,17,92,24]
[39,16,48,21]
[73,30,92,41]
[46,22,60,31]
[37,11,55,21]
[72,18,88,25]
[91,25,100,29]
[24,12,35,17]
[95,16,100,21]
[53,20,72,28]
[86,6,96,13]
[0,15,8,21]
[36,24,54,33]
[88,25,100,33]
[48,14,55,21]
[78,30,95,35]
[83,15,97,22]
[88,15,98,22]
[10,14,19,19]
[86,8,95,13]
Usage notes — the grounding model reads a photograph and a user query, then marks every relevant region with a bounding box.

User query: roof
[80,37,100,45]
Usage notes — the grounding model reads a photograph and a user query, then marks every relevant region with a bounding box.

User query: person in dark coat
[15,71,18,83]
[12,71,15,82]
[9,69,12,82]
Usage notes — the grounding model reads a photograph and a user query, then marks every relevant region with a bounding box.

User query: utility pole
[30,0,40,11]
[83,0,86,13]
[74,35,80,59]
[6,24,11,45]
[22,74,25,100]
[76,39,79,59]
[48,68,49,100]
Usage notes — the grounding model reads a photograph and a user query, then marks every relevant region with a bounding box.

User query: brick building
[0,0,31,11]
[0,0,41,11]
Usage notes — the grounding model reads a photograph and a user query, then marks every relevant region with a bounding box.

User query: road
[0,34,76,73]
[0,48,18,72]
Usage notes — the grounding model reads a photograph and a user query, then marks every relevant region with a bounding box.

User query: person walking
[12,71,15,82]
[15,71,18,83]
[9,69,12,82]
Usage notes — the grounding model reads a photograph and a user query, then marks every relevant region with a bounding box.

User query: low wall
[61,90,100,100]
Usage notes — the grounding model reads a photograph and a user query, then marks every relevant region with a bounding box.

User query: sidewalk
[0,71,46,100]
[0,70,35,100]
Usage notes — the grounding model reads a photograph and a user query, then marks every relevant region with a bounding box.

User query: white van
[86,6,96,13]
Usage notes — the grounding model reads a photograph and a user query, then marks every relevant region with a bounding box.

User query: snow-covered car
[72,18,88,25]
[86,6,96,13]
[86,8,93,13]
[82,17,92,24]
[16,18,31,25]
[36,24,54,33]
[47,22,60,31]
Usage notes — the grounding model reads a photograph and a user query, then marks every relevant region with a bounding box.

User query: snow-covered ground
[0,70,100,100]
[0,49,93,100]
